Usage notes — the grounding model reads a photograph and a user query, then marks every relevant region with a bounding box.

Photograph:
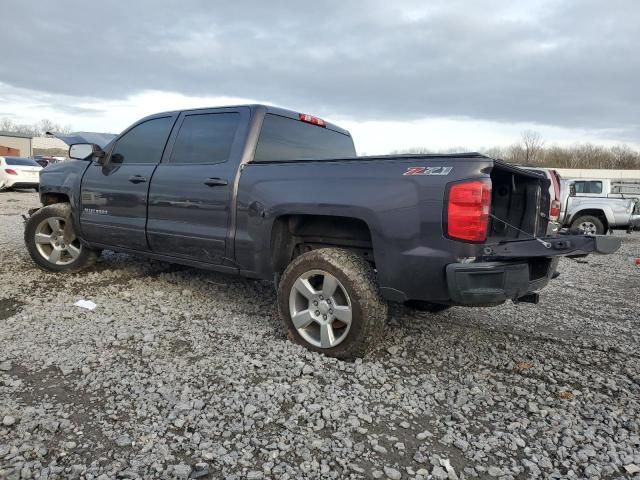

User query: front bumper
[446,234,621,306]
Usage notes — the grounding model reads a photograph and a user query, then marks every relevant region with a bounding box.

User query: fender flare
[568,205,615,227]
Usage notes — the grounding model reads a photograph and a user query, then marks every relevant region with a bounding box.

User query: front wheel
[571,215,605,235]
[278,248,388,359]
[24,203,97,273]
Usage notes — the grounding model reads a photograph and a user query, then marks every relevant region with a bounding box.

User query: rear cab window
[253,114,356,162]
[5,157,41,167]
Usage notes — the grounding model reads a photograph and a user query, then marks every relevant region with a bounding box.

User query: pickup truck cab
[25,105,621,358]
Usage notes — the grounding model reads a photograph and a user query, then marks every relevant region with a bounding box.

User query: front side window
[170,113,240,164]
[110,117,174,164]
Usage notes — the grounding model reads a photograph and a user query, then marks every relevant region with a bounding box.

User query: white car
[0,157,42,191]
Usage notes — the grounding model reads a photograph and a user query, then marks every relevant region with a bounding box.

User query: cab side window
[574,181,602,194]
[169,113,240,165]
[587,181,603,194]
[110,117,174,164]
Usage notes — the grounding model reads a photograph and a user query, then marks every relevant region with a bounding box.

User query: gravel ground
[0,190,639,480]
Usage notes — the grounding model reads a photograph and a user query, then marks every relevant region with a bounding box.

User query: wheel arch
[270,214,375,275]
[569,208,611,230]
[41,192,71,205]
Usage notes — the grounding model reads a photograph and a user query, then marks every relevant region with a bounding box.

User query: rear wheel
[24,203,97,273]
[571,215,605,235]
[278,248,387,359]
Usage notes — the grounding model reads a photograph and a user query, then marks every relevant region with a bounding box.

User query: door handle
[204,177,228,187]
[128,175,147,184]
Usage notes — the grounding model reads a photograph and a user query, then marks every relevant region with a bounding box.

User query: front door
[146,108,248,263]
[80,115,176,250]
[565,180,605,221]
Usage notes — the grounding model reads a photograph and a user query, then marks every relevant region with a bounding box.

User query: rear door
[146,107,249,263]
[80,114,176,250]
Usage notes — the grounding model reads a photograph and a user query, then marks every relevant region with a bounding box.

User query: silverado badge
[403,166,453,176]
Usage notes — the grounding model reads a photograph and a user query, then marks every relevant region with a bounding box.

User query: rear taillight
[4,169,17,175]
[550,200,561,220]
[447,179,492,242]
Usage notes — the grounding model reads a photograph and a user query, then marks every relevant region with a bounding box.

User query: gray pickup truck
[559,178,640,234]
[24,105,620,358]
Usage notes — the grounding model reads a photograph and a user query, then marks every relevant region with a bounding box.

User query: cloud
[0,0,638,143]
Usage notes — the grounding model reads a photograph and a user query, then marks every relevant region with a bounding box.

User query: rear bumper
[3,181,39,189]
[446,258,557,305]
[380,233,621,305]
[445,234,621,306]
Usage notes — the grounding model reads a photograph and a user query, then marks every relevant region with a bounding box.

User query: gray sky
[0,0,638,153]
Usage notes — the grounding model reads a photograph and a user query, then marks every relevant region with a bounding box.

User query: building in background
[0,132,70,158]
[0,131,32,157]
[555,168,640,180]
[32,136,69,157]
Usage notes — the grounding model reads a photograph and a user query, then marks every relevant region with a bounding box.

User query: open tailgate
[482,234,621,259]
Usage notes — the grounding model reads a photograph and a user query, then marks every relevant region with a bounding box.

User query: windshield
[4,157,41,167]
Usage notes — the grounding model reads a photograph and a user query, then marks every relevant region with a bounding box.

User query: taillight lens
[4,169,18,175]
[550,200,561,220]
[447,179,492,242]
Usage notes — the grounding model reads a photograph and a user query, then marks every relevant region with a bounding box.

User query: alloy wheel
[288,269,353,349]
[578,221,598,235]
[34,216,82,266]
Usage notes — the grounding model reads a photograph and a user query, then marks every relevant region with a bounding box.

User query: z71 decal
[403,166,453,176]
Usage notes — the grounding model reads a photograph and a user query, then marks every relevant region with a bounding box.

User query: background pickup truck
[559,178,640,234]
[24,104,620,358]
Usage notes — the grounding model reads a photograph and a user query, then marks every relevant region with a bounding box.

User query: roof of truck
[146,104,351,136]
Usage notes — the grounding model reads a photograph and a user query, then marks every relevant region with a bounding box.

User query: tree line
[2,119,639,169]
[394,130,640,170]
[0,118,72,137]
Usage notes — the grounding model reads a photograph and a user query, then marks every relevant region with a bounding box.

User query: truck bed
[236,154,550,303]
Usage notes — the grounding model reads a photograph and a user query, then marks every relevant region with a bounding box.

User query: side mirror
[69,143,105,162]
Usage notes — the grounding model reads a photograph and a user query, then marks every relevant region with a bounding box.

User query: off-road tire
[24,203,97,273]
[278,248,388,359]
[570,215,605,235]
